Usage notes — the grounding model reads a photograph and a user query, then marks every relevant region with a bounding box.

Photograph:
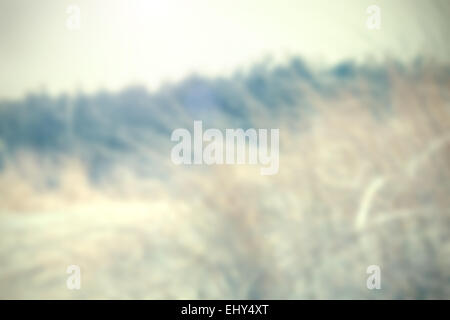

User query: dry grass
[0,62,449,299]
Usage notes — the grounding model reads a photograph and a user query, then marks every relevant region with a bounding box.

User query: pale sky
[0,0,449,99]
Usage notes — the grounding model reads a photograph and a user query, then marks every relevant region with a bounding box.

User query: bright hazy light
[0,0,449,99]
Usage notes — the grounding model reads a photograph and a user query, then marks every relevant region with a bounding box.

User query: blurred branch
[407,133,450,177]
[355,176,387,230]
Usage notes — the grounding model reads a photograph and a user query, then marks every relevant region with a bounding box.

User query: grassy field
[0,59,449,299]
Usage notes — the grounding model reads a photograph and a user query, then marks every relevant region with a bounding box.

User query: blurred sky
[0,0,449,99]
